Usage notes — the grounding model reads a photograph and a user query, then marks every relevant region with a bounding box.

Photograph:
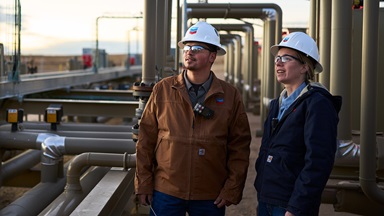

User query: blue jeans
[150,190,225,216]
[257,201,287,216]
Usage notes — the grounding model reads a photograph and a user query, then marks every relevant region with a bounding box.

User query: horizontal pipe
[0,131,135,154]
[24,129,132,139]
[0,122,133,132]
[1,149,41,183]
[0,131,55,149]
[64,137,136,155]
[187,8,266,19]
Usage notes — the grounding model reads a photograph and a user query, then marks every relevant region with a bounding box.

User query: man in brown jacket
[135,21,251,216]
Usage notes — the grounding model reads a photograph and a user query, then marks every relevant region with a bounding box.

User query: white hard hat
[270,32,323,72]
[178,21,226,56]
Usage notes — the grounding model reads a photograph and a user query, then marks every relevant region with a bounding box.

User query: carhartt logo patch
[267,155,273,162]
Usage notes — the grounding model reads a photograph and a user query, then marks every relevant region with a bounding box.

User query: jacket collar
[173,71,224,98]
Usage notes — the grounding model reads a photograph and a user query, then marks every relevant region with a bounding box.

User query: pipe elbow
[41,135,66,165]
[262,9,276,20]
[334,139,360,167]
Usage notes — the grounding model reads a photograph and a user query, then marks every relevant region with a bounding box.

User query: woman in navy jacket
[254,32,342,216]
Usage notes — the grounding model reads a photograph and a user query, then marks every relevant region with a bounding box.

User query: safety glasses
[274,54,304,64]
[183,45,211,54]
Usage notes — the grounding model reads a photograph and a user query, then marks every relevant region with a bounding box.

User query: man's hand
[137,194,153,206]
[214,197,233,208]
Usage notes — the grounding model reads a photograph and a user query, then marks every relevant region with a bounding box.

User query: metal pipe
[155,0,166,77]
[143,0,157,84]
[65,152,136,192]
[23,129,132,139]
[0,178,67,216]
[0,131,135,154]
[11,122,133,132]
[330,0,352,140]
[38,166,111,216]
[0,163,70,216]
[63,137,136,154]
[0,149,40,183]
[319,0,332,88]
[0,132,54,149]
[360,0,384,204]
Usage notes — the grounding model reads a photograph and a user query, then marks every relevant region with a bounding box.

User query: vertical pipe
[309,0,317,38]
[330,0,352,140]
[234,35,242,89]
[175,0,182,71]
[265,20,276,99]
[246,25,254,105]
[142,0,157,84]
[360,0,384,205]
[166,0,173,57]
[155,0,166,77]
[257,21,268,137]
[241,28,249,98]
[319,0,332,88]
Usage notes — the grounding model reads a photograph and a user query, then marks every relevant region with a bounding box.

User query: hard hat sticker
[189,27,198,34]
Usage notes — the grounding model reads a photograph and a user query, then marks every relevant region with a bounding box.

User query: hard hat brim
[178,40,226,56]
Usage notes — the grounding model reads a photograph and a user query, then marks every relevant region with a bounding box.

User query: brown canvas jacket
[135,71,251,204]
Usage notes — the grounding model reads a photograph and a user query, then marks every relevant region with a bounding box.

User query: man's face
[183,42,216,71]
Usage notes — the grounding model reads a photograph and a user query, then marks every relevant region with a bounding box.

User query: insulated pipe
[0,149,40,184]
[359,0,384,205]
[65,152,136,192]
[319,0,332,88]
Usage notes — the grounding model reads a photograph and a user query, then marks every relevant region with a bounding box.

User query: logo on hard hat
[282,36,289,42]
[189,27,198,35]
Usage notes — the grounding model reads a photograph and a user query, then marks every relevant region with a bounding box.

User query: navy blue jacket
[255,83,342,216]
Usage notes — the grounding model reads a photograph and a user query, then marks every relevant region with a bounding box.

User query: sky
[0,0,314,56]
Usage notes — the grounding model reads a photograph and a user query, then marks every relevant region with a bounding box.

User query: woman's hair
[296,51,316,81]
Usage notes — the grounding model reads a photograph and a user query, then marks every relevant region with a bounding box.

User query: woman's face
[275,48,307,86]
